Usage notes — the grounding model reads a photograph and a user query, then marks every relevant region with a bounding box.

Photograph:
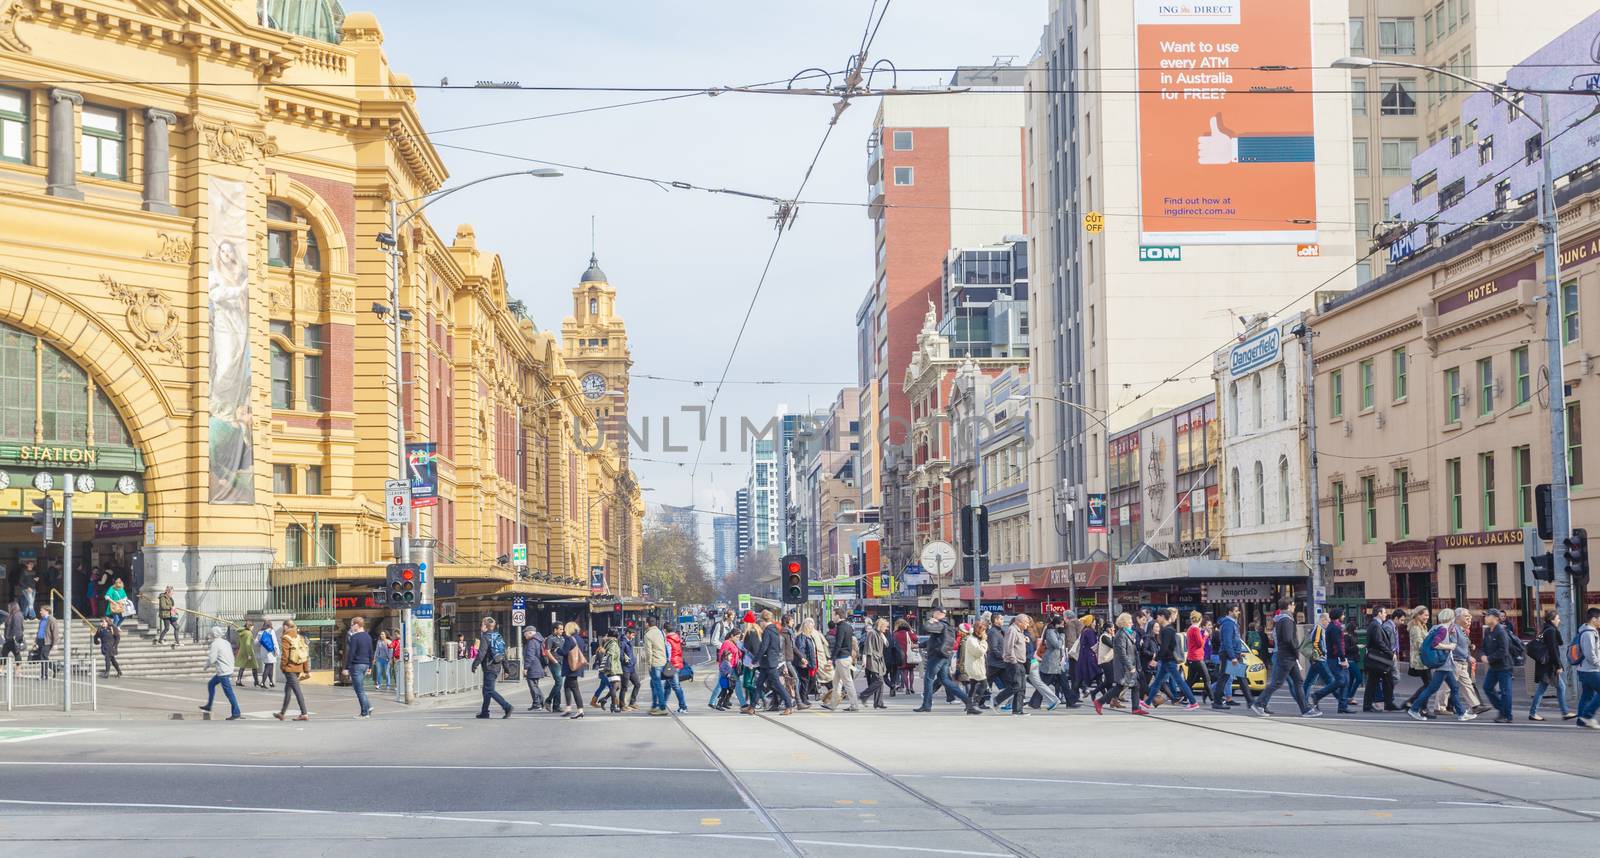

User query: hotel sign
[1435,263,1535,316]
[1436,529,1524,550]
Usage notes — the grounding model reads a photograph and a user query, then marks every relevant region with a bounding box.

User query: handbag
[906,644,923,666]
[1224,660,1248,680]
[679,664,695,682]
[566,645,588,672]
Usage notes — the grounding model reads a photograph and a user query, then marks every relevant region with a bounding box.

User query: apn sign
[1229,328,1282,378]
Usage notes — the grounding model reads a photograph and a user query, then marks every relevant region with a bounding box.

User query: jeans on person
[1409,667,1465,716]
[349,662,372,715]
[622,670,641,707]
[480,669,511,716]
[1483,667,1514,719]
[1214,659,1255,707]
[758,664,793,709]
[34,642,52,678]
[648,665,667,711]
[1146,661,1195,705]
[1258,656,1310,714]
[204,674,241,717]
[1344,663,1364,700]
[525,677,543,709]
[375,656,392,689]
[1577,671,1600,721]
[18,589,34,619]
[919,656,969,709]
[1530,668,1570,716]
[1309,662,1349,710]
[1301,659,1336,701]
[280,672,306,716]
[663,668,688,711]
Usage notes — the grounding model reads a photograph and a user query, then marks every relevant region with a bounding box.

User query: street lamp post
[378,167,561,704]
[1334,56,1579,646]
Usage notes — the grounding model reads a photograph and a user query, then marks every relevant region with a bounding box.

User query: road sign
[413,603,434,620]
[384,480,411,524]
[738,594,752,613]
[511,608,526,626]
[920,541,956,577]
[1083,211,1104,233]
[512,596,526,611]
[511,543,527,568]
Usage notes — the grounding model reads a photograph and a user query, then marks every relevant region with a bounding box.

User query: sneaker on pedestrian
[1301,709,1321,718]
[1093,700,1104,715]
[1184,703,1200,712]
[1493,716,1512,723]
[1249,704,1269,717]
[1408,709,1426,721]
[1457,712,1477,722]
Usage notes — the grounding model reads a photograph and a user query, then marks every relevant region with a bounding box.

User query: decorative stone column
[46,88,83,200]
[142,108,178,214]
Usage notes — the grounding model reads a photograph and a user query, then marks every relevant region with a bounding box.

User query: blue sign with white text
[1229,328,1282,378]
[414,604,434,620]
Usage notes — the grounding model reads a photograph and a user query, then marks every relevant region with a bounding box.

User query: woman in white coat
[254,621,279,689]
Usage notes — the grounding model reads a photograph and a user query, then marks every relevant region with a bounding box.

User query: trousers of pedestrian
[204,674,241,717]
[156,616,178,644]
[1006,664,1029,713]
[1025,663,1060,708]
[524,677,543,709]
[648,665,667,711]
[280,672,306,716]
[478,669,511,716]
[1362,667,1394,710]
[664,669,687,711]
[1530,667,1570,716]
[1483,667,1514,719]
[349,662,372,715]
[622,670,641,707]
[1434,661,1480,710]
[1258,656,1309,714]
[1308,661,1348,710]
[1146,661,1195,705]
[563,673,584,710]
[833,659,860,709]
[1578,671,1600,721]
[1301,658,1336,701]
[35,642,52,678]
[1410,666,1465,716]
[546,669,565,709]
[759,664,793,709]
[920,656,969,709]
[1214,660,1255,707]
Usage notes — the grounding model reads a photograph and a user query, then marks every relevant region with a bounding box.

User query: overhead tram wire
[685,0,896,493]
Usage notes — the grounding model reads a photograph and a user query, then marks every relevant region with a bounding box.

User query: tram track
[1131,706,1600,822]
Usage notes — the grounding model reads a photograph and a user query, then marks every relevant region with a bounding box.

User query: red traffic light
[786,561,802,573]
[400,568,415,581]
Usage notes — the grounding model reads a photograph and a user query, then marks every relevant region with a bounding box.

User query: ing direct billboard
[1134,0,1317,246]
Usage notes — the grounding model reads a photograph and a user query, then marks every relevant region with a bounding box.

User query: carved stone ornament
[144,232,193,263]
[0,0,33,53]
[200,120,276,166]
[101,275,183,366]
[329,286,354,313]
[268,280,292,311]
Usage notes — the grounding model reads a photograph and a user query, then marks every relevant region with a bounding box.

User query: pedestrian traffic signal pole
[1296,324,1325,624]
[62,472,74,712]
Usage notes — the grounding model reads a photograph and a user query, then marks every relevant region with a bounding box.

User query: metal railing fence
[1,657,98,711]
[411,658,481,698]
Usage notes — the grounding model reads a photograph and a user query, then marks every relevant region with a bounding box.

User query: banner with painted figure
[1134,0,1317,245]
[406,442,439,507]
[207,177,254,503]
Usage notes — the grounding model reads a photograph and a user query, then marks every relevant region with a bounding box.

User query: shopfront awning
[1117,557,1305,585]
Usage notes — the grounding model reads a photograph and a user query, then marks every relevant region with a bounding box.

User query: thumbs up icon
[1197,114,1238,165]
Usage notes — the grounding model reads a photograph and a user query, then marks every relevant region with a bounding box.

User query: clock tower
[562,254,633,460]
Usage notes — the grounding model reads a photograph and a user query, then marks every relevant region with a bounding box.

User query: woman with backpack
[1406,608,1472,721]
[273,619,311,721]
[559,621,588,719]
[894,619,920,694]
[256,621,278,689]
[1529,609,1574,721]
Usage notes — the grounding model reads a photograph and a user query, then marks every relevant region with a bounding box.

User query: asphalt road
[0,676,1596,856]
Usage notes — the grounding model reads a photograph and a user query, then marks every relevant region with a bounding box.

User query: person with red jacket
[662,624,688,713]
[1183,610,1213,704]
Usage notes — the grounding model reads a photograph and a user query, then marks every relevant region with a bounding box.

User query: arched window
[1277,364,1289,422]
[1254,461,1265,525]
[283,523,305,568]
[1278,454,1291,522]
[0,321,133,448]
[589,297,599,315]
[266,199,324,272]
[1230,467,1241,527]
[1252,372,1263,429]
[1229,381,1240,429]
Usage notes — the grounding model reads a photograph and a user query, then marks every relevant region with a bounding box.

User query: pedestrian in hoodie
[663,624,688,713]
[199,626,242,720]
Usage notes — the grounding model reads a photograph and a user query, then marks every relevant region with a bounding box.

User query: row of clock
[0,472,139,495]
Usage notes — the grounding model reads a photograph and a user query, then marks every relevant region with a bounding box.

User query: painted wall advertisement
[1134,0,1317,245]
[207,177,254,503]
[406,442,439,507]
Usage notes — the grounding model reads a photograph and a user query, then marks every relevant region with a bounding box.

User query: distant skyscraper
[735,488,752,559]
[749,439,779,551]
[712,515,737,584]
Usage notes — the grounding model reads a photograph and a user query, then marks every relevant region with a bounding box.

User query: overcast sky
[375,1,1046,534]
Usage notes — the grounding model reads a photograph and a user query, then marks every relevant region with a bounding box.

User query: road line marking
[700,818,721,826]
[928,774,1398,803]
[550,823,676,834]
[0,728,104,744]
[691,834,1010,857]
[0,761,716,772]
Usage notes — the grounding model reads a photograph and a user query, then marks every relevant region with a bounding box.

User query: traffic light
[1564,528,1589,591]
[1529,552,1556,583]
[781,554,808,605]
[960,504,990,557]
[30,496,54,545]
[385,563,419,607]
[1535,484,1553,541]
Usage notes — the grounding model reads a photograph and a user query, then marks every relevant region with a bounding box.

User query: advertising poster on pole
[1133,0,1317,245]
[405,442,439,507]
[1086,493,1108,534]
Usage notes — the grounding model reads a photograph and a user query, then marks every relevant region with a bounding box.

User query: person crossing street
[472,616,513,719]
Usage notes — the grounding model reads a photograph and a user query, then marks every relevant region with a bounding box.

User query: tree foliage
[719,546,779,603]
[640,512,715,605]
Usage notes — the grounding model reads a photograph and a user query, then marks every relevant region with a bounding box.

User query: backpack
[486,630,507,663]
[1506,632,1526,667]
[259,629,276,654]
[1570,627,1594,667]
[284,633,309,667]
[1418,625,1451,669]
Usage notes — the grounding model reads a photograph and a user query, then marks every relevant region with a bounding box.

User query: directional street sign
[414,603,434,620]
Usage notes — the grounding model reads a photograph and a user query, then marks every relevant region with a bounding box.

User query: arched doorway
[0,320,147,618]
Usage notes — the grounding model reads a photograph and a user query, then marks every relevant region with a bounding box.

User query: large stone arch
[0,268,178,482]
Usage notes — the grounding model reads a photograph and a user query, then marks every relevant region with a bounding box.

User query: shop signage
[979,602,1005,615]
[334,594,382,610]
[1138,245,1182,261]
[1435,262,1535,316]
[1200,581,1274,603]
[1386,539,1437,572]
[1557,226,1600,269]
[1040,601,1070,614]
[93,519,145,539]
[8,444,100,465]
[1229,327,1282,377]
[1086,493,1107,534]
[1436,529,1523,550]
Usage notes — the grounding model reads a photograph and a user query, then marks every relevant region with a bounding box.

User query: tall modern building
[1346,0,1595,283]
[711,514,737,585]
[940,238,1030,359]
[734,488,753,559]
[859,64,1027,574]
[1024,0,1358,577]
[748,438,780,552]
[777,412,803,552]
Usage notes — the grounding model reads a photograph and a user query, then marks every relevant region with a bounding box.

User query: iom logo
[1229,328,1282,378]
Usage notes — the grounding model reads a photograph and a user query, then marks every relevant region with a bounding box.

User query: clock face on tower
[581,372,608,401]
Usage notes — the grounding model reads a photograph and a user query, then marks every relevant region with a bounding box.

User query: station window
[0,87,26,163]
[80,104,125,180]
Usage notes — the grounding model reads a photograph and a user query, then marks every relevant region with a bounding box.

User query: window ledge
[1392,397,1408,406]
[1442,421,1463,433]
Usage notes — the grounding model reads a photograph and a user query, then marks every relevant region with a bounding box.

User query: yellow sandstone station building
[0,0,642,651]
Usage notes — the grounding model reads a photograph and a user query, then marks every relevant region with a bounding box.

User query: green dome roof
[262,0,346,44]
